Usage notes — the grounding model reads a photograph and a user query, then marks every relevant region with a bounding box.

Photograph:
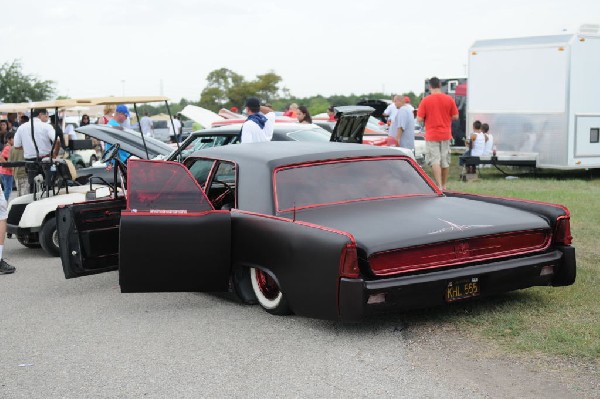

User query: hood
[180,105,224,128]
[76,125,173,159]
[356,99,389,120]
[329,106,374,144]
[281,196,550,256]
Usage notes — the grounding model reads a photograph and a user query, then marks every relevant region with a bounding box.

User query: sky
[3,0,599,103]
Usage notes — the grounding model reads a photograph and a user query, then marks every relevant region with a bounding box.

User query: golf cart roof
[0,103,31,112]
[76,96,170,105]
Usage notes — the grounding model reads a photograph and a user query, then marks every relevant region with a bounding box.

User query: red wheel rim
[255,269,280,300]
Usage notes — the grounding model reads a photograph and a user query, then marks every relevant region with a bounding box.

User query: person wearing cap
[241,97,269,143]
[14,108,59,192]
[105,104,132,165]
[108,104,130,127]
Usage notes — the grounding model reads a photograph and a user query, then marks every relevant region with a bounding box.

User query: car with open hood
[57,141,576,322]
[9,106,395,256]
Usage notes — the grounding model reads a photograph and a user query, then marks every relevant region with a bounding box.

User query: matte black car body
[57,142,576,322]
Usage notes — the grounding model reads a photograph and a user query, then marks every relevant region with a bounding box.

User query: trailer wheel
[40,217,60,257]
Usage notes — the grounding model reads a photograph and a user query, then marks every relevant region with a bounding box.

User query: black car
[58,141,575,322]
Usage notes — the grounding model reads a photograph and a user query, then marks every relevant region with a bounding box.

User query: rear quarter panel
[232,210,353,320]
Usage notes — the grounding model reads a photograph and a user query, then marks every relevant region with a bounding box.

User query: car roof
[189,141,405,167]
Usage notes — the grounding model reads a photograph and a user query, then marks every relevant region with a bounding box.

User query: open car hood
[356,100,389,120]
[180,105,224,129]
[329,106,374,144]
[76,125,173,159]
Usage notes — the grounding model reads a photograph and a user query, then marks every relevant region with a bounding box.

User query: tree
[0,59,55,103]
[199,68,284,112]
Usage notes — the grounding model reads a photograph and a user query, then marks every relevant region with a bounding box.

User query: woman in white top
[482,123,494,156]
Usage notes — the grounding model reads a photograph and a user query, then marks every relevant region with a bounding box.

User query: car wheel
[89,155,98,166]
[231,266,257,304]
[76,161,85,169]
[17,233,41,248]
[39,216,60,257]
[250,268,291,315]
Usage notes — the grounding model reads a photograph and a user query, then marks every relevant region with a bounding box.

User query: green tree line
[1,61,423,118]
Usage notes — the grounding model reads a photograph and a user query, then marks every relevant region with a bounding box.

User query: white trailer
[467,24,600,169]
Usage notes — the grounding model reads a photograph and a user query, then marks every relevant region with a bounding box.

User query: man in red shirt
[417,77,459,190]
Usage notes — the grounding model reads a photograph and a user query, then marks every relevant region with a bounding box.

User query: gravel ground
[1,239,597,398]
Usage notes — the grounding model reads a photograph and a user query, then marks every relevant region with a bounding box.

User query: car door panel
[58,198,125,279]
[118,211,231,293]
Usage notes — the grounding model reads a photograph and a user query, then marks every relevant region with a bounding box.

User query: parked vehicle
[6,96,175,256]
[468,24,600,169]
[58,140,576,321]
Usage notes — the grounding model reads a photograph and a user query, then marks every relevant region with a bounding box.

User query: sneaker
[0,259,15,274]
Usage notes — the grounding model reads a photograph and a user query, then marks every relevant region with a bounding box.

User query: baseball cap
[245,97,260,109]
[115,104,130,116]
[404,96,411,103]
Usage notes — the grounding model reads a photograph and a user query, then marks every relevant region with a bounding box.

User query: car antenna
[165,101,181,151]
[293,202,296,222]
[133,103,150,159]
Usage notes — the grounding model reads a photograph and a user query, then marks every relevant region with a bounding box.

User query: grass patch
[407,157,600,359]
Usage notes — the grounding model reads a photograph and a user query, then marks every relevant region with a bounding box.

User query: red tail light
[553,216,573,245]
[339,243,359,278]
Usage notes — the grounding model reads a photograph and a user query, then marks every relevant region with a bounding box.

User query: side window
[187,159,216,187]
[206,161,237,210]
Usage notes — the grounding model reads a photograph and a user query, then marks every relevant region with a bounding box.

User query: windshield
[175,134,239,160]
[275,157,434,212]
[285,127,330,142]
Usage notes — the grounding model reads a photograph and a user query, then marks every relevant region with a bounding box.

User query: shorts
[0,185,6,221]
[426,140,451,168]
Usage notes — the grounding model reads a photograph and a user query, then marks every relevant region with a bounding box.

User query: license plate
[445,277,480,302]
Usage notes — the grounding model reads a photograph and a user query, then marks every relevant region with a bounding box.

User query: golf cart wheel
[17,233,41,248]
[40,216,60,257]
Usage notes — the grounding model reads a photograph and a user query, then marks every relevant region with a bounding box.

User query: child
[482,123,494,156]
[0,131,14,201]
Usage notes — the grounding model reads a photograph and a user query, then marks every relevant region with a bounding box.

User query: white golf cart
[6,96,176,256]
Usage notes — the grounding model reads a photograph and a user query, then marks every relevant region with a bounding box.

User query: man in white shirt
[14,108,59,195]
[260,102,276,141]
[386,95,403,143]
[14,109,57,159]
[382,96,397,122]
[403,96,415,112]
[139,112,154,137]
[241,97,269,143]
[169,114,182,143]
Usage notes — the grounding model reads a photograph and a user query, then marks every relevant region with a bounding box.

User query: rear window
[283,127,330,142]
[275,157,434,212]
[153,120,168,129]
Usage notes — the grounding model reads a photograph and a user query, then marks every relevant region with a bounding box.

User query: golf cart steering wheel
[101,143,121,164]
